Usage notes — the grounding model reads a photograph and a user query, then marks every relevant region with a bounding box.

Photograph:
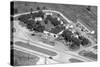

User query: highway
[13,9,96,63]
[14,45,66,63]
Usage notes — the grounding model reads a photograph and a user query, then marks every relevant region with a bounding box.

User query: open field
[13,49,40,66]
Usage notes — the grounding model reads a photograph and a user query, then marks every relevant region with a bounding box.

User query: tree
[35,25,45,32]
[36,6,41,10]
[69,42,80,50]
[62,30,73,37]
[71,36,81,46]
[61,30,73,42]
[46,15,60,26]
[79,36,89,46]
[81,38,89,46]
